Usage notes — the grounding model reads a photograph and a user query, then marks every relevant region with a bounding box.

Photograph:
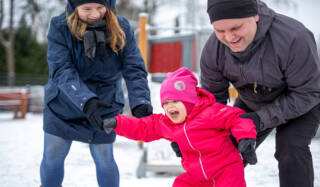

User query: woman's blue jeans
[40,133,119,187]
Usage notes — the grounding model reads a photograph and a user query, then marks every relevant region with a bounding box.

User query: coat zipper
[240,63,248,82]
[183,122,209,180]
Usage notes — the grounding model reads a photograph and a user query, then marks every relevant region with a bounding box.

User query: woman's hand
[132,104,153,118]
[83,98,112,130]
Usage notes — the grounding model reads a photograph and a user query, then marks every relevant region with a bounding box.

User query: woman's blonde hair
[67,8,126,54]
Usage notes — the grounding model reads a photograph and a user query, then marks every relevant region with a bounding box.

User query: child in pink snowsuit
[103,67,257,187]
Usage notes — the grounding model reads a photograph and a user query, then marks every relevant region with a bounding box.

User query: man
[200,0,320,187]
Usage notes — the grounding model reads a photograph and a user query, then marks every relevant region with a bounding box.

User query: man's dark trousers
[234,99,320,187]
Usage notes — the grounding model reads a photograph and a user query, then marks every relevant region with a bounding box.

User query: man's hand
[240,112,262,132]
[238,138,257,165]
[103,118,117,134]
[83,98,112,130]
[170,142,182,157]
[132,104,153,118]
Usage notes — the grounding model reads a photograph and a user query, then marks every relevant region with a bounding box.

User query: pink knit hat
[160,67,198,106]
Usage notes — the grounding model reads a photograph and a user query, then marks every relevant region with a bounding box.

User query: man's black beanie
[207,0,258,23]
[70,0,108,8]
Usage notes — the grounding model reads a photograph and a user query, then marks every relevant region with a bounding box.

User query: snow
[0,81,319,187]
[151,0,320,38]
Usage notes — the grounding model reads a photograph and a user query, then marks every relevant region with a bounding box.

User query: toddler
[103,67,257,187]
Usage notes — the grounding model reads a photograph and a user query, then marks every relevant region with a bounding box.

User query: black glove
[240,112,262,132]
[238,138,257,165]
[103,118,118,134]
[170,142,182,157]
[83,98,112,130]
[132,104,153,118]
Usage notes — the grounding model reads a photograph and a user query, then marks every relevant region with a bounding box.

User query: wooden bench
[0,91,29,119]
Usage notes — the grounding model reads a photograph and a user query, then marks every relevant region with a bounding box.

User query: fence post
[138,13,149,71]
[137,13,148,148]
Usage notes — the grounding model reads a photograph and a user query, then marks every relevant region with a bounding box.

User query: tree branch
[9,0,14,43]
[0,0,9,47]
[0,0,4,42]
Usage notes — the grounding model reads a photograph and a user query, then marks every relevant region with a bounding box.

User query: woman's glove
[103,118,118,134]
[83,98,112,130]
[238,138,257,165]
[240,112,262,132]
[132,104,153,118]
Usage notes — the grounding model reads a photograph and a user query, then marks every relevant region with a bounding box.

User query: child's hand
[238,138,257,165]
[171,142,182,157]
[103,118,117,134]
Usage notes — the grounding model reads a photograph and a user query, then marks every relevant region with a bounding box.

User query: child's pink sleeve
[212,104,257,142]
[229,113,257,142]
[114,114,173,142]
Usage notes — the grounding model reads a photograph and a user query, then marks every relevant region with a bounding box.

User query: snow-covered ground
[0,81,319,187]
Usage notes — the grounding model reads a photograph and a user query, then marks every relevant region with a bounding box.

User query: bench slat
[0,100,22,105]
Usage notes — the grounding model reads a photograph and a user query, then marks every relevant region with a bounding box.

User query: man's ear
[254,15,260,22]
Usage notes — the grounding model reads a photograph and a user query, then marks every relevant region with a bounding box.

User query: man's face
[213,15,259,52]
[163,100,187,124]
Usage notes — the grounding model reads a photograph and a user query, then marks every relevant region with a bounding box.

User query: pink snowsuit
[115,88,257,187]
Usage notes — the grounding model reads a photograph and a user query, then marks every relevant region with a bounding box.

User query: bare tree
[142,0,158,27]
[32,0,66,42]
[22,0,40,23]
[0,0,15,86]
[186,0,196,27]
[116,0,141,26]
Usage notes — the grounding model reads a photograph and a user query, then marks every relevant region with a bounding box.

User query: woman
[40,0,152,186]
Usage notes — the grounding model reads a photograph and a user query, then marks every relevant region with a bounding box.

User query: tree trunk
[0,0,15,86]
[7,0,15,86]
[5,42,15,86]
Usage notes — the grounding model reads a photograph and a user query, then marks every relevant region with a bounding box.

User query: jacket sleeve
[200,35,230,105]
[212,104,257,142]
[47,17,96,112]
[114,114,174,142]
[256,31,320,129]
[118,17,151,110]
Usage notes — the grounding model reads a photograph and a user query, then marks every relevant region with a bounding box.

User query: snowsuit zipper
[183,122,209,181]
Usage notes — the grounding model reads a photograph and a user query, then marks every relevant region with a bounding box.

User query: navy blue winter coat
[43,3,151,144]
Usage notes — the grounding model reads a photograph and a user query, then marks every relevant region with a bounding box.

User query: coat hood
[67,0,116,14]
[162,87,216,125]
[188,87,216,119]
[255,0,275,42]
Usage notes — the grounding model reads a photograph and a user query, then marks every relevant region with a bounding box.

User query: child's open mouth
[169,110,179,118]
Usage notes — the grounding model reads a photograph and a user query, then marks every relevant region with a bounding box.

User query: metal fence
[140,26,213,74]
[0,73,48,86]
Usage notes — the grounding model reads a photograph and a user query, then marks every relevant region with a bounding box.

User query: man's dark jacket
[200,1,320,130]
